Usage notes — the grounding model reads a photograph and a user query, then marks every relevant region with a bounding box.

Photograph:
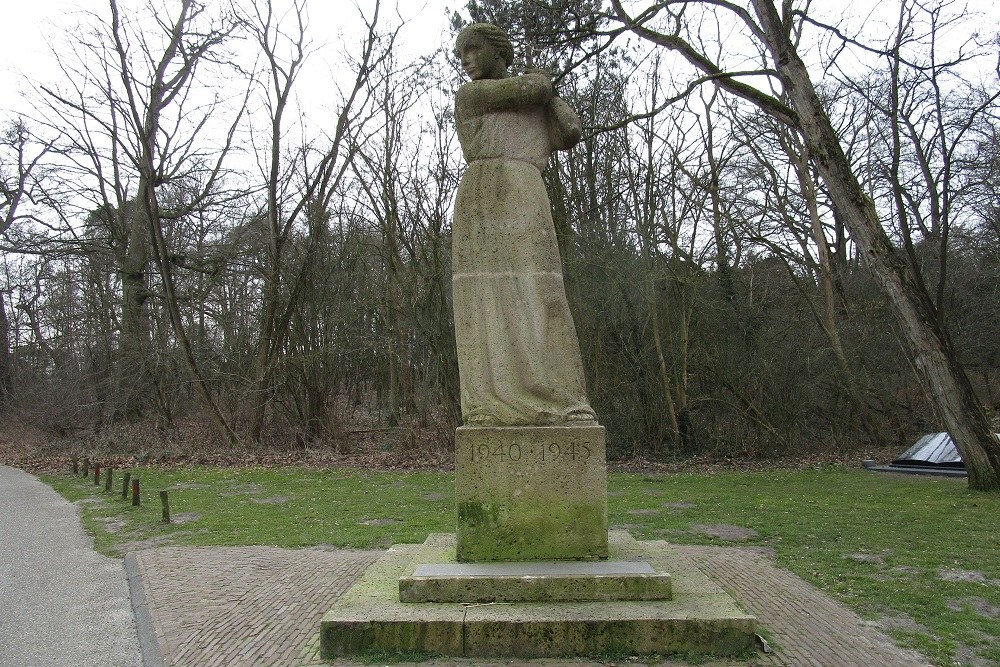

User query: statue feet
[462,408,598,427]
[566,408,598,425]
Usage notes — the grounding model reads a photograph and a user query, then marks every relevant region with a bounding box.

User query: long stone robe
[452,73,596,426]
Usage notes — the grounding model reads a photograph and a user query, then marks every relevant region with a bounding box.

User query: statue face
[458,32,506,80]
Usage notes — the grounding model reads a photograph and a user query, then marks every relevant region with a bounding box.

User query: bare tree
[32,0,247,441]
[610,0,1000,489]
[111,0,244,443]
[0,120,58,406]
[835,2,1000,325]
[237,0,394,442]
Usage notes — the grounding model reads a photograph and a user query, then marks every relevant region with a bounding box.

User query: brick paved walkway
[127,542,933,667]
[676,545,931,667]
[127,547,379,667]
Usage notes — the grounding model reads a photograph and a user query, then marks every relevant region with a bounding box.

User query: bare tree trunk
[110,0,239,446]
[0,293,11,405]
[117,197,153,418]
[784,134,852,373]
[650,295,680,446]
[751,0,1000,490]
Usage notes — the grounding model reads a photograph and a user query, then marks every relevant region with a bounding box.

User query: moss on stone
[457,498,607,561]
[321,533,756,660]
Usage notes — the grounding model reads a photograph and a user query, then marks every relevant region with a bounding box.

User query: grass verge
[42,466,453,553]
[42,464,1000,666]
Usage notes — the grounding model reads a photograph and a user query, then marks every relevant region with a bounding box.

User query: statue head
[455,23,514,80]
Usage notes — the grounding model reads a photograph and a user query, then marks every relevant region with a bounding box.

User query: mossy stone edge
[319,531,756,659]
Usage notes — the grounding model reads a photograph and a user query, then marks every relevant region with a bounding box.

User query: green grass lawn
[42,465,1000,666]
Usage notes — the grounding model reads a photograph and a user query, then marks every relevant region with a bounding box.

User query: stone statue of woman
[452,23,598,427]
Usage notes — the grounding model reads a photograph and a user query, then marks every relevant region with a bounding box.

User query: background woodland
[1,0,998,465]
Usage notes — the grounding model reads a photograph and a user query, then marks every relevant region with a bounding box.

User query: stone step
[400,560,673,602]
[320,531,756,659]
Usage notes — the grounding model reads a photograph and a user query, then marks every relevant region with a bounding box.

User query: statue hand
[521,69,554,102]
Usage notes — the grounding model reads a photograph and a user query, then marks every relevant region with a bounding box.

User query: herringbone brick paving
[677,545,931,667]
[130,543,933,667]
[130,546,379,667]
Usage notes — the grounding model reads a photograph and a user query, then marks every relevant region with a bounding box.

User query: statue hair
[455,23,514,69]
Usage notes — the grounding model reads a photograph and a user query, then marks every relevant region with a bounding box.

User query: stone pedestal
[455,424,608,562]
[319,532,755,660]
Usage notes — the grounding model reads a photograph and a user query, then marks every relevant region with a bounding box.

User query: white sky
[0,0,457,121]
[3,1,996,128]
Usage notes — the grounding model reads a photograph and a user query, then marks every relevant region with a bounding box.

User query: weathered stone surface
[399,560,672,603]
[456,424,608,561]
[319,531,756,660]
[452,23,595,428]
[460,612,754,658]
[414,561,655,576]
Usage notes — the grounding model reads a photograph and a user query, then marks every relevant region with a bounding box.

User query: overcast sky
[3,1,997,124]
[0,0,456,121]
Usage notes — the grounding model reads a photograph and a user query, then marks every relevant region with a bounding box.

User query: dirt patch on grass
[627,508,660,516]
[743,545,776,558]
[947,597,1000,619]
[168,482,210,490]
[938,568,991,584]
[98,517,127,533]
[662,501,697,511]
[876,613,929,634]
[250,496,290,504]
[610,523,643,531]
[422,492,449,501]
[953,643,997,667]
[219,483,263,497]
[359,518,400,526]
[171,512,202,525]
[845,552,885,565]
[113,531,193,555]
[690,524,758,541]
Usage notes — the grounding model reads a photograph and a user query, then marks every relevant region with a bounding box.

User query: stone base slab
[320,532,755,659]
[399,560,672,603]
[456,424,608,561]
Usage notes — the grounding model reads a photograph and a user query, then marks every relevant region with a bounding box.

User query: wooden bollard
[122,472,131,500]
[160,490,171,523]
[131,478,140,506]
[72,457,79,474]
[82,457,90,477]
[104,467,113,492]
[93,464,101,486]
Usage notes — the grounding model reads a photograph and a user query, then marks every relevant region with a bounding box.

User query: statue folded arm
[455,72,554,119]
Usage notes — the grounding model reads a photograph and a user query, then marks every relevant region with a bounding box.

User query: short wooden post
[131,478,140,506]
[82,457,90,477]
[122,472,131,500]
[104,467,113,492]
[72,457,79,474]
[160,490,171,523]
[93,464,101,486]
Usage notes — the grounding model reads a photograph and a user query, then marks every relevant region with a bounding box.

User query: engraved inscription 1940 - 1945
[456,425,607,561]
[470,441,592,464]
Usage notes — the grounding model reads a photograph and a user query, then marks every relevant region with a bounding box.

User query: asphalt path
[0,465,141,667]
